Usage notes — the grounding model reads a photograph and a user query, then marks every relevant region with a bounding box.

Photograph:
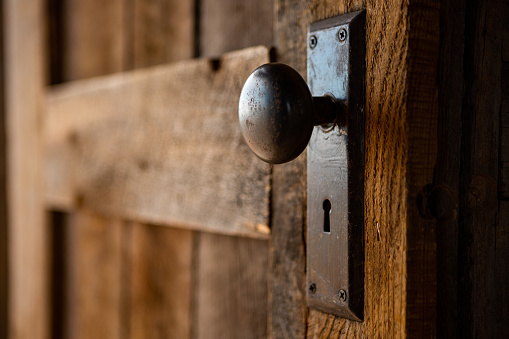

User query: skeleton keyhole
[323,199,331,233]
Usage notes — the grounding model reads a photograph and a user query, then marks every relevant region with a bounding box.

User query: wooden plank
[273,1,440,338]
[193,5,272,339]
[45,3,133,339]
[457,0,509,337]
[404,2,440,337]
[127,3,195,339]
[0,1,7,337]
[495,201,509,338]
[199,0,273,57]
[133,0,195,67]
[4,1,48,338]
[272,2,360,338]
[192,232,268,339]
[44,46,271,238]
[433,0,465,337]
[128,224,192,339]
[60,0,127,81]
[56,212,123,339]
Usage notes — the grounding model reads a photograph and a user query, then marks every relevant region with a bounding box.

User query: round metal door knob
[238,63,342,164]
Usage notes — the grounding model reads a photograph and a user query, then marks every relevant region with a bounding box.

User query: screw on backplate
[309,35,318,49]
[338,289,347,302]
[337,28,347,42]
[309,283,317,294]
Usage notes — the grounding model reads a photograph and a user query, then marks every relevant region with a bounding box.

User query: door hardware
[238,10,365,321]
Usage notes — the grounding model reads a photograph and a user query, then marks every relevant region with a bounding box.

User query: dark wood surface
[435,1,465,337]
[456,0,509,337]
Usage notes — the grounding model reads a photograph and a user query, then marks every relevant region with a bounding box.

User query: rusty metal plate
[306,10,365,321]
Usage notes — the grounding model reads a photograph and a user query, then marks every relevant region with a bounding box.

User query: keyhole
[323,199,331,233]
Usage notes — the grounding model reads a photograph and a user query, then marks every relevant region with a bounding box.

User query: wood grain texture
[128,224,192,339]
[61,212,122,339]
[61,0,128,80]
[273,1,440,338]
[199,0,274,57]
[45,46,271,238]
[457,0,509,337]
[502,97,509,199]
[46,3,133,339]
[404,2,439,336]
[0,2,7,337]
[133,0,194,67]
[4,1,48,338]
[193,5,272,339]
[127,3,195,339]
[192,232,268,339]
[501,21,509,199]
[434,1,465,337]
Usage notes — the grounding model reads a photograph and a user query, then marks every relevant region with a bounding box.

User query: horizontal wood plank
[45,46,271,238]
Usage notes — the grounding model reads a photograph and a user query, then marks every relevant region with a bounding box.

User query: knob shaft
[239,63,342,164]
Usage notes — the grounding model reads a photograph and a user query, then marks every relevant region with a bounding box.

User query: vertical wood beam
[434,1,465,337]
[48,2,128,338]
[0,1,7,337]
[63,213,123,339]
[61,0,127,80]
[132,0,195,68]
[128,2,195,338]
[193,2,273,338]
[199,0,274,57]
[4,1,47,339]
[458,0,509,337]
[129,224,193,339]
[273,1,440,338]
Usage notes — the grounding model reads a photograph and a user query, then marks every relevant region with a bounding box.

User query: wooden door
[3,0,509,339]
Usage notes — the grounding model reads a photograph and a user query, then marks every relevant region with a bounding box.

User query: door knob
[238,11,365,321]
[238,63,346,164]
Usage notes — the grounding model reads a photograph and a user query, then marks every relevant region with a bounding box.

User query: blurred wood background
[1,0,508,338]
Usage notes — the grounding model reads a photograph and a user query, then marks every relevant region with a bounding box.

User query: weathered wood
[501,61,509,198]
[495,200,509,338]
[434,1,465,337]
[46,3,133,339]
[129,223,192,339]
[501,98,509,199]
[60,0,128,80]
[58,212,123,339]
[199,0,273,57]
[458,0,509,337]
[194,5,272,339]
[133,0,195,67]
[192,232,268,339]
[45,46,271,238]
[4,1,48,338]
[404,2,440,337]
[0,2,6,337]
[273,1,440,338]
[127,3,195,339]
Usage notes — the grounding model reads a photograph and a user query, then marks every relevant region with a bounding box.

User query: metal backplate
[306,10,365,321]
